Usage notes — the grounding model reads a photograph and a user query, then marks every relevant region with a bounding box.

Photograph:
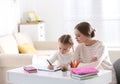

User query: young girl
[47,34,74,70]
[74,22,117,84]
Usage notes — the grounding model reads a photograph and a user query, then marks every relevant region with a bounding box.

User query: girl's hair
[58,34,74,52]
[58,34,74,46]
[75,22,95,38]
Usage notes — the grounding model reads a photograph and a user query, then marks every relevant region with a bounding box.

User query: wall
[19,0,65,41]
[19,0,120,49]
[0,0,20,36]
[0,0,119,61]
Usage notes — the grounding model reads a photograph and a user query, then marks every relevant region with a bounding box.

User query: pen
[47,59,53,66]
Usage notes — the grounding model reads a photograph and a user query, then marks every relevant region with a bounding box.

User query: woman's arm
[73,45,81,60]
[77,44,111,69]
[77,55,105,68]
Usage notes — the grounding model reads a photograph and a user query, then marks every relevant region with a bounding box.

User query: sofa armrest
[0,54,33,84]
[0,54,33,67]
[33,41,58,50]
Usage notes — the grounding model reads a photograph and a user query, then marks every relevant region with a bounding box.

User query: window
[64,0,120,48]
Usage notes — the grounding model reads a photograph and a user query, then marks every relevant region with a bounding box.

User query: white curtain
[64,0,120,47]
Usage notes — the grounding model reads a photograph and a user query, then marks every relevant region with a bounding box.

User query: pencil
[47,59,53,66]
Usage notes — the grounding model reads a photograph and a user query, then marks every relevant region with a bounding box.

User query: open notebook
[38,68,61,72]
[38,66,61,72]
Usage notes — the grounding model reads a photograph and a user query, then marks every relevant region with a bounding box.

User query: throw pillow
[13,32,33,45]
[0,34,19,54]
[18,43,37,54]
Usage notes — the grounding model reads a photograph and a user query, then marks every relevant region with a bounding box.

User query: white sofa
[0,32,58,84]
[0,32,119,84]
[109,49,120,63]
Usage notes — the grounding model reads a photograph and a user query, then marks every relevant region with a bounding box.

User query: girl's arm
[47,52,58,69]
[49,52,58,64]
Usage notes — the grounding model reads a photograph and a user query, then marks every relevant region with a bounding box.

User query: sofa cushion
[13,32,33,45]
[0,34,19,54]
[18,43,37,54]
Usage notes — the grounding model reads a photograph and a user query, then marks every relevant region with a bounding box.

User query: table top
[7,66,112,84]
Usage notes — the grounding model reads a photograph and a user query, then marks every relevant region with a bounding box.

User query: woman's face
[74,29,89,43]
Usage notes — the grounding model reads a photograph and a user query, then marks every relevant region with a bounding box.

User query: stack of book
[71,67,99,80]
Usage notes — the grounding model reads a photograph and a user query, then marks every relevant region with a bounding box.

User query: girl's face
[58,42,71,54]
[74,29,89,43]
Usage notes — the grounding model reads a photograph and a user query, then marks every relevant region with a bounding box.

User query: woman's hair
[58,34,74,46]
[75,22,95,38]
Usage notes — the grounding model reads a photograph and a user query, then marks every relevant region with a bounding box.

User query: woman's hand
[90,57,98,62]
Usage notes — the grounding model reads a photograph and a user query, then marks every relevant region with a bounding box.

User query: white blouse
[74,41,117,84]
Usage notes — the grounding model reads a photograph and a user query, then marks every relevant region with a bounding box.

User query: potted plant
[61,66,68,76]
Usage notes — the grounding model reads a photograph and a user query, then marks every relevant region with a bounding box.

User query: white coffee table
[7,66,112,84]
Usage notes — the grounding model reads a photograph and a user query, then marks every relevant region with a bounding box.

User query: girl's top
[49,51,73,65]
[74,41,117,84]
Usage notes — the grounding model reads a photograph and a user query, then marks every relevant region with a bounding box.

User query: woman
[74,22,117,84]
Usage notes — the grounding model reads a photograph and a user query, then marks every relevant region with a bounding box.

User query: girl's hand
[57,64,68,70]
[47,65,54,70]
[90,57,98,62]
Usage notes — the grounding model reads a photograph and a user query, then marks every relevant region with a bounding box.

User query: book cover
[71,72,97,78]
[71,67,99,75]
[24,66,37,73]
[71,74,98,80]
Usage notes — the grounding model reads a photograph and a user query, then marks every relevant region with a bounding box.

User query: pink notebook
[71,67,99,75]
[24,66,37,73]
